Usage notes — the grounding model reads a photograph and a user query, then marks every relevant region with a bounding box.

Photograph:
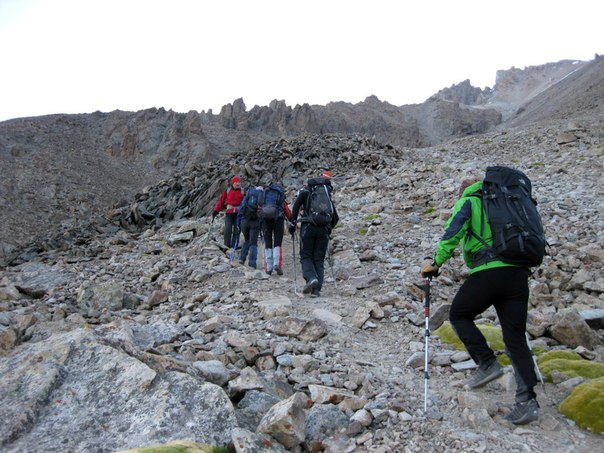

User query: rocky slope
[2,57,601,255]
[0,121,603,452]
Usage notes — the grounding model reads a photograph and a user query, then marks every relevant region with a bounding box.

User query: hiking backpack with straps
[258,183,285,221]
[306,177,335,227]
[471,166,547,267]
[241,187,262,220]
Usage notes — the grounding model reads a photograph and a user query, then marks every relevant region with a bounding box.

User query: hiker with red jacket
[212,176,244,248]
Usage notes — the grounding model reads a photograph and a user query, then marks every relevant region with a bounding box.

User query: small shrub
[359,227,369,235]
[539,358,604,382]
[483,139,493,145]
[424,207,437,215]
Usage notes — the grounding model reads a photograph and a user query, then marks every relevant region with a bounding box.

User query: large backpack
[241,187,262,220]
[258,183,285,221]
[471,166,547,267]
[306,177,335,227]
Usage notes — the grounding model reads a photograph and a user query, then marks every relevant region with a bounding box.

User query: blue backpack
[241,187,262,220]
[258,183,285,221]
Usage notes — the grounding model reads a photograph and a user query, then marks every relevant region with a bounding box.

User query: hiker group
[212,171,338,293]
[211,165,547,426]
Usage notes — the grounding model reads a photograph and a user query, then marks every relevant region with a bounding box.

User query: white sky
[0,0,602,122]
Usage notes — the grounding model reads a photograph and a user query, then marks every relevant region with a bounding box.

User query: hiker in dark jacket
[289,171,338,297]
[212,176,244,248]
[421,178,539,425]
[236,186,263,269]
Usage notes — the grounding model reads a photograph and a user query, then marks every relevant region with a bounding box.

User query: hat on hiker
[322,171,333,179]
[231,176,241,184]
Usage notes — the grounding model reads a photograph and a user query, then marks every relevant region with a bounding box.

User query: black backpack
[471,166,547,267]
[306,177,334,227]
[258,183,285,221]
[241,187,262,220]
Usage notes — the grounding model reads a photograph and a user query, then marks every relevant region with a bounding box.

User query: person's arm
[433,198,472,266]
[283,201,293,221]
[214,190,227,213]
[290,189,307,223]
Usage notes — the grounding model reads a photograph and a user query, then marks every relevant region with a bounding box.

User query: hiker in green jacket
[421,178,539,425]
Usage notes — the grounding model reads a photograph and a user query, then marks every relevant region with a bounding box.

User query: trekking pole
[291,230,300,296]
[422,274,436,415]
[326,241,338,290]
[230,222,240,263]
[526,332,547,395]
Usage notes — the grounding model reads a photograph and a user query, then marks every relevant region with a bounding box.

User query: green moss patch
[559,377,604,434]
[537,349,582,365]
[434,322,510,365]
[539,358,604,382]
[362,213,380,221]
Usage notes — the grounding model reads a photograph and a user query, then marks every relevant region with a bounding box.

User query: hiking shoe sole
[303,278,318,294]
[466,362,504,389]
[275,266,283,275]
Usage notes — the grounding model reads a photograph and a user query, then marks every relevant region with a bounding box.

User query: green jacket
[434,181,516,274]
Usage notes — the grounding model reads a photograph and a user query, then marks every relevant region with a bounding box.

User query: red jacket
[214,187,245,215]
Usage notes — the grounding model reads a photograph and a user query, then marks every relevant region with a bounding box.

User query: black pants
[240,218,261,267]
[262,218,285,249]
[299,223,329,291]
[449,266,537,402]
[224,213,240,248]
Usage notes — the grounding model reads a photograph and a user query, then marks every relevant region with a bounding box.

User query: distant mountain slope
[507,56,604,126]
[1,57,602,255]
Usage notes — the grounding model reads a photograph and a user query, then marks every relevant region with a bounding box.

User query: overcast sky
[0,0,602,122]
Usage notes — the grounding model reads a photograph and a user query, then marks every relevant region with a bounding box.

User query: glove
[420,259,440,278]
[212,211,218,220]
[288,223,296,235]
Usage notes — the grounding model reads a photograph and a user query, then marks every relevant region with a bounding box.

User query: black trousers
[224,213,240,248]
[262,218,285,249]
[299,223,329,291]
[449,266,537,402]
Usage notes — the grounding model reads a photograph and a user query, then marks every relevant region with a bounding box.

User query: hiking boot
[238,259,245,265]
[504,399,539,425]
[310,289,321,298]
[275,266,283,276]
[303,278,319,294]
[465,361,504,389]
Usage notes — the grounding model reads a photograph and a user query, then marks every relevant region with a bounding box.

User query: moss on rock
[559,377,604,434]
[539,358,604,382]
[434,322,510,365]
[537,349,582,366]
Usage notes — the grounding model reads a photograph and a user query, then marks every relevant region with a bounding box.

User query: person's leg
[449,270,501,367]
[273,220,285,274]
[300,224,318,288]
[312,229,329,291]
[248,222,260,268]
[493,267,537,403]
[224,214,234,248]
[239,220,250,264]
[229,214,240,249]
